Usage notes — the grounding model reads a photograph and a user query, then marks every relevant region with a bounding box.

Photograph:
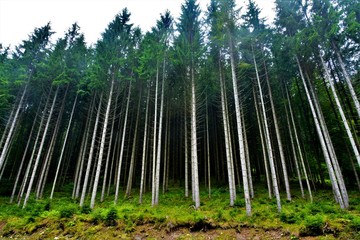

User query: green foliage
[59,205,77,218]
[104,207,118,226]
[300,215,325,236]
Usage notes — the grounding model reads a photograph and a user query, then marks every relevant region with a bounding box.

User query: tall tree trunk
[90,78,114,209]
[229,42,251,216]
[74,97,95,199]
[101,91,119,202]
[253,51,281,212]
[264,60,291,201]
[332,41,360,119]
[80,93,103,207]
[296,56,345,209]
[286,87,313,202]
[114,81,132,204]
[23,86,59,208]
[139,87,150,203]
[10,98,42,203]
[184,92,189,198]
[253,87,272,198]
[321,54,360,167]
[154,58,166,206]
[0,84,28,171]
[51,94,78,199]
[126,90,142,197]
[219,54,235,206]
[151,63,160,204]
[190,63,200,209]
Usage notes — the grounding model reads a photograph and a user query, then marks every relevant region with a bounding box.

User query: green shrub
[81,205,91,214]
[280,211,297,224]
[105,208,118,226]
[59,206,77,218]
[350,217,360,231]
[299,215,324,236]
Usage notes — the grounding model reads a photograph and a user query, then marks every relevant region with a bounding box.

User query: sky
[0,0,275,49]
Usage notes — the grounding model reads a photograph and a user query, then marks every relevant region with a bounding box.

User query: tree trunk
[332,41,360,119]
[80,93,103,207]
[253,87,272,198]
[126,90,142,198]
[51,94,78,199]
[139,87,150,203]
[287,88,313,201]
[229,41,251,216]
[114,81,132,204]
[190,63,200,209]
[264,60,291,201]
[253,52,281,212]
[219,54,235,206]
[90,78,114,209]
[23,86,59,208]
[321,54,360,167]
[0,84,28,171]
[296,56,345,209]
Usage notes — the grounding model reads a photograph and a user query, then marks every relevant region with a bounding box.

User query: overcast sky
[0,0,275,48]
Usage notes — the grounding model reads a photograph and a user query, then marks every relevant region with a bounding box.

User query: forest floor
[0,184,359,239]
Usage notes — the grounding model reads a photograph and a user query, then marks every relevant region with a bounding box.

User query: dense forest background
[0,0,359,217]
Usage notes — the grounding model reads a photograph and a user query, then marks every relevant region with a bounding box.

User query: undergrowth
[0,185,359,239]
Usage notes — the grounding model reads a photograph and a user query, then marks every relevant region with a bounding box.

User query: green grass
[0,185,359,239]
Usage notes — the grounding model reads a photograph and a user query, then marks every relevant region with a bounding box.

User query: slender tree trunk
[219,55,235,206]
[23,86,59,208]
[332,42,360,119]
[253,87,271,198]
[0,84,28,171]
[152,64,159,204]
[74,97,95,199]
[229,42,251,216]
[253,52,281,212]
[114,81,132,204]
[10,99,42,203]
[296,56,345,208]
[184,92,189,198]
[264,60,291,201]
[286,86,313,202]
[51,94,78,199]
[206,98,211,198]
[140,87,150,203]
[321,55,360,167]
[126,90,142,197]
[90,78,114,209]
[190,63,200,209]
[80,93,103,207]
[101,91,118,202]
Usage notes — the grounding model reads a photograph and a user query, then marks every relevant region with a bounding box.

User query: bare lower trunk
[219,55,235,206]
[0,84,28,171]
[286,86,313,202]
[51,94,78,199]
[264,61,291,201]
[332,42,360,119]
[190,65,200,209]
[253,52,281,212]
[139,87,150,203]
[253,87,271,198]
[80,93,103,207]
[90,78,114,209]
[296,56,345,208]
[126,90,142,197]
[23,86,59,208]
[114,81,132,204]
[230,44,251,216]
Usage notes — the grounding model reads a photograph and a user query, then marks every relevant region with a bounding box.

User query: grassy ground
[0,184,359,239]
